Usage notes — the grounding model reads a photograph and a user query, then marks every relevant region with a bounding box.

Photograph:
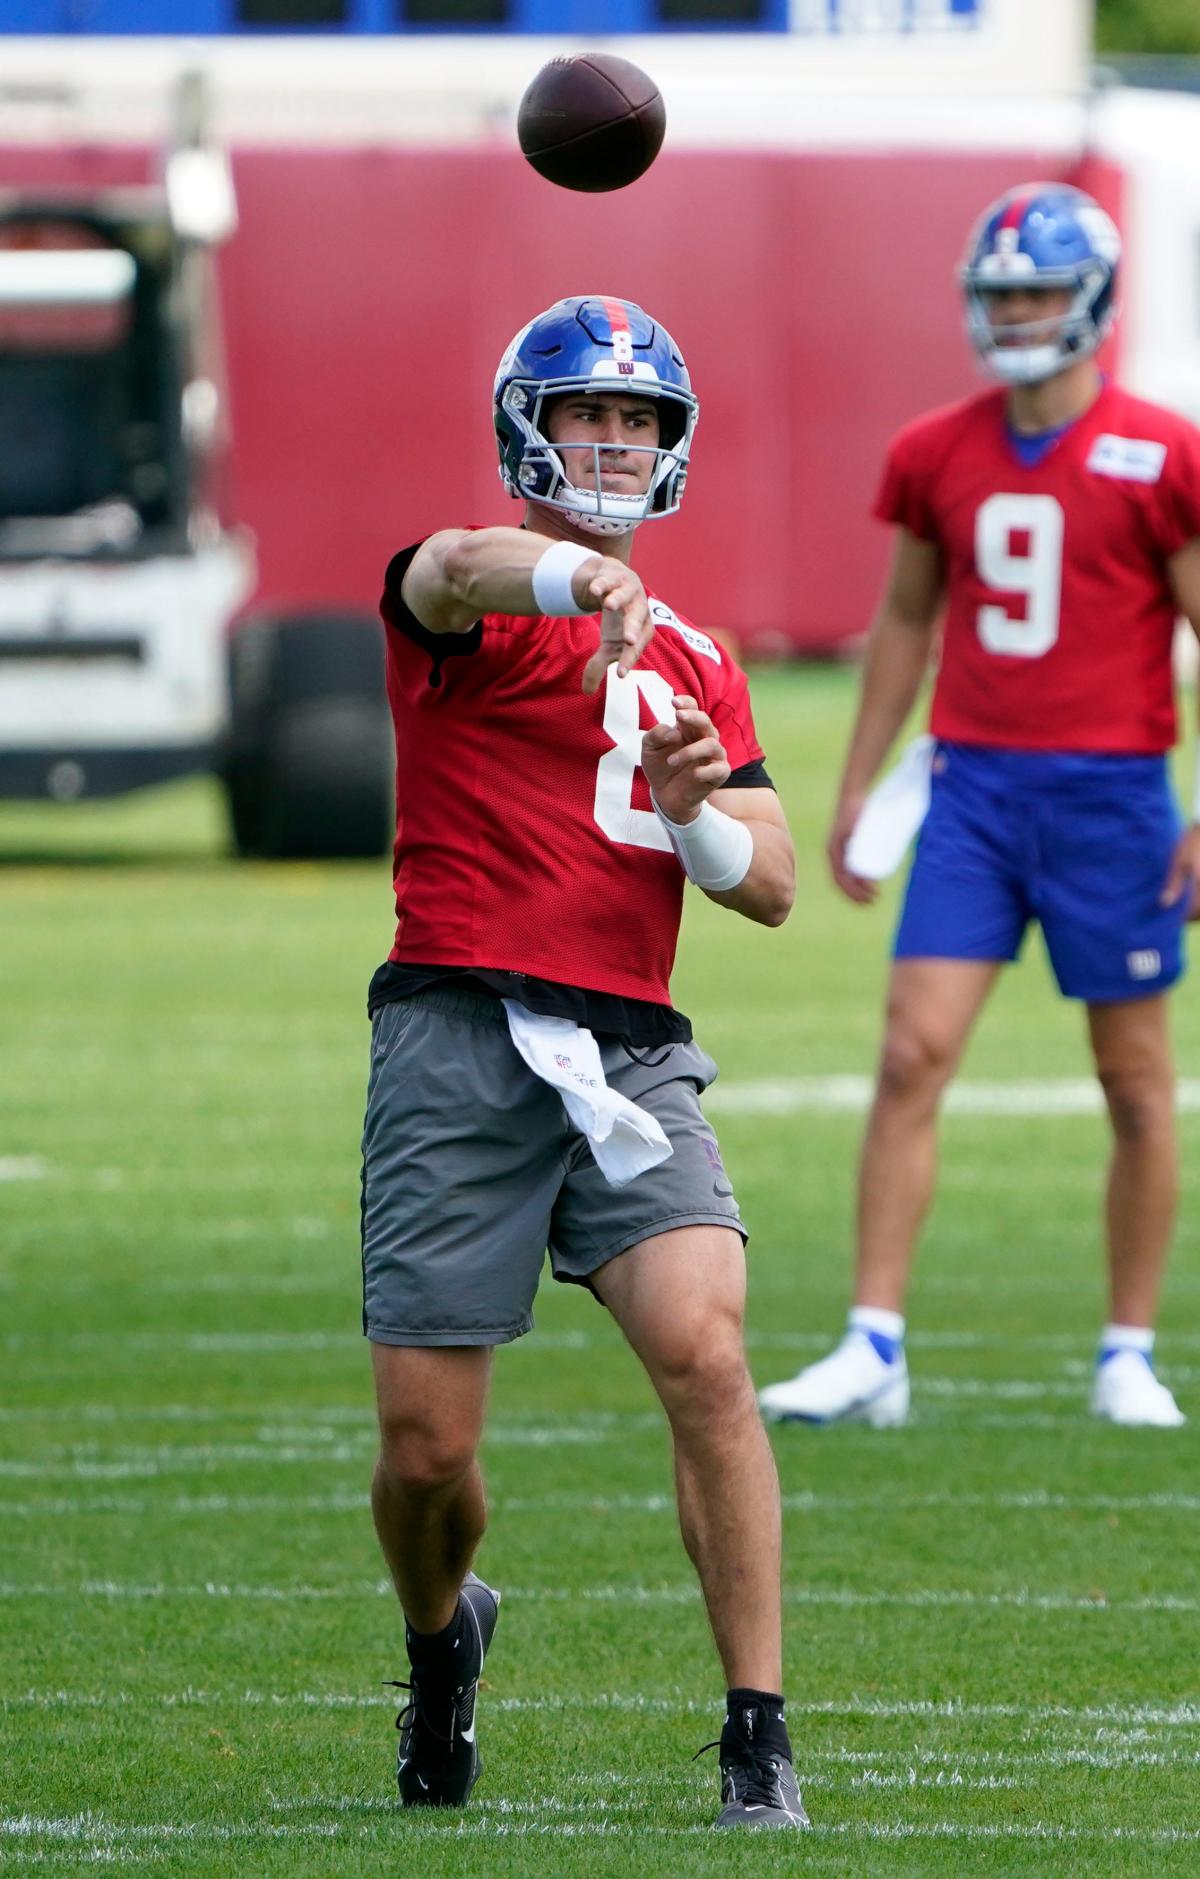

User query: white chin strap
[566,508,643,539]
[559,479,648,537]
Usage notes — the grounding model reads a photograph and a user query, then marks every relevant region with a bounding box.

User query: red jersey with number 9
[379,547,765,1006]
[875,382,1200,753]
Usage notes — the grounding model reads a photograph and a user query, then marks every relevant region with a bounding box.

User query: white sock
[1100,1323,1154,1360]
[849,1306,906,1344]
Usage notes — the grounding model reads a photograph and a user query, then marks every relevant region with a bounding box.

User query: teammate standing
[362,296,807,1828]
[759,185,1200,1432]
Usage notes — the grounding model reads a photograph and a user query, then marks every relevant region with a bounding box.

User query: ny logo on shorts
[1127,949,1162,981]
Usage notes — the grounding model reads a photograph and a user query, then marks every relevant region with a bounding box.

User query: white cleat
[758,1331,910,1428]
[1091,1350,1185,1428]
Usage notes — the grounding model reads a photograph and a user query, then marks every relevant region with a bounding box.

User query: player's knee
[877,1024,956,1103]
[376,1416,478,1496]
[1098,1066,1174,1143]
[653,1318,752,1419]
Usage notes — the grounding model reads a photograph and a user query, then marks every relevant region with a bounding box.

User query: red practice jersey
[379,547,766,1007]
[875,383,1200,752]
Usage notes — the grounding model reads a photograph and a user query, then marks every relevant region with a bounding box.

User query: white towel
[845,735,936,881]
[502,1001,674,1190]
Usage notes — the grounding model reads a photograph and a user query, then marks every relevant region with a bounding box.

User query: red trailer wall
[0,142,1120,654]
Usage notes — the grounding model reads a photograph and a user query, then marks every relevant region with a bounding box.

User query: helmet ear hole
[656,404,686,453]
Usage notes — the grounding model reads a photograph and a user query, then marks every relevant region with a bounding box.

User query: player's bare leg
[1087,995,1178,1325]
[760,959,1001,1427]
[593,1224,807,1829]
[370,1343,501,1805]
[593,1224,781,1687]
[1086,995,1184,1426]
[370,1343,492,1628]
[854,958,1004,1308]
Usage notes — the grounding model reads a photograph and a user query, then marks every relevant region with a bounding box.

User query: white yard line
[5,1325,1200,1356]
[817,1821,1200,1842]
[456,1819,1200,1841]
[8,1689,1200,1726]
[0,1422,652,1477]
[705,1075,1200,1118]
[0,1453,368,1480]
[0,1492,372,1517]
[0,1331,358,1355]
[0,1816,343,1845]
[4,1486,1200,1520]
[805,1745,1200,1770]
[496,1488,1200,1516]
[0,1330,612,1358]
[1,1373,1179,1484]
[0,1404,380,1424]
[0,1158,46,1183]
[3,1812,1199,1847]
[0,1378,1143,1449]
[0,1579,1195,1615]
[0,1407,1168,1476]
[515,1584,1200,1616]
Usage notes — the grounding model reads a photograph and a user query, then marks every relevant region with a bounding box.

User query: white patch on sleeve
[1087,435,1167,485]
[648,598,721,665]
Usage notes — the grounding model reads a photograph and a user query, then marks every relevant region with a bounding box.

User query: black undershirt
[371,542,775,1050]
[368,960,695,1048]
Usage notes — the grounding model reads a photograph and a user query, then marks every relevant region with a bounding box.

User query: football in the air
[517,53,666,193]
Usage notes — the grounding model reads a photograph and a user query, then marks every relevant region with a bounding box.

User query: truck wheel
[223,612,393,860]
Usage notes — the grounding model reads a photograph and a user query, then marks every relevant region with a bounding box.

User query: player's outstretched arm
[829,528,943,905]
[1163,540,1200,917]
[402,527,591,633]
[400,527,654,689]
[642,698,795,927]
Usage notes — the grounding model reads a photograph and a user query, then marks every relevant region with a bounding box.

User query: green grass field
[2,665,1198,1875]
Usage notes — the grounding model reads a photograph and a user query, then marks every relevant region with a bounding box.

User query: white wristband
[652,796,754,892]
[530,541,597,617]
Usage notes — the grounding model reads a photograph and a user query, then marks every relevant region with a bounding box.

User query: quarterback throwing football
[760,185,1200,1433]
[362,297,806,1827]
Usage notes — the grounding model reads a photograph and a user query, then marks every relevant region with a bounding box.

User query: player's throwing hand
[641,694,731,823]
[580,561,654,694]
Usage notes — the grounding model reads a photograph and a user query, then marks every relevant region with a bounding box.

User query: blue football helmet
[494,296,698,537]
[960,184,1121,385]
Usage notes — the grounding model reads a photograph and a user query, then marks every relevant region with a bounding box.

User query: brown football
[517,53,666,193]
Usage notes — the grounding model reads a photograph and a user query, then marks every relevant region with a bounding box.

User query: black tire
[222,612,393,860]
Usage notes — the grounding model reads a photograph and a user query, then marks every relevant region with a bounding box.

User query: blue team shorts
[894,742,1188,1004]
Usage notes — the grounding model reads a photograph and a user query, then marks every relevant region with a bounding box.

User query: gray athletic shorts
[360,986,745,1347]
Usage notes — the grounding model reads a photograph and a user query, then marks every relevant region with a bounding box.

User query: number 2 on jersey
[974,492,1064,658]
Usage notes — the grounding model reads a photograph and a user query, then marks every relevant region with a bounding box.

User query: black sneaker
[389,1572,500,1808]
[698,1696,811,1830]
